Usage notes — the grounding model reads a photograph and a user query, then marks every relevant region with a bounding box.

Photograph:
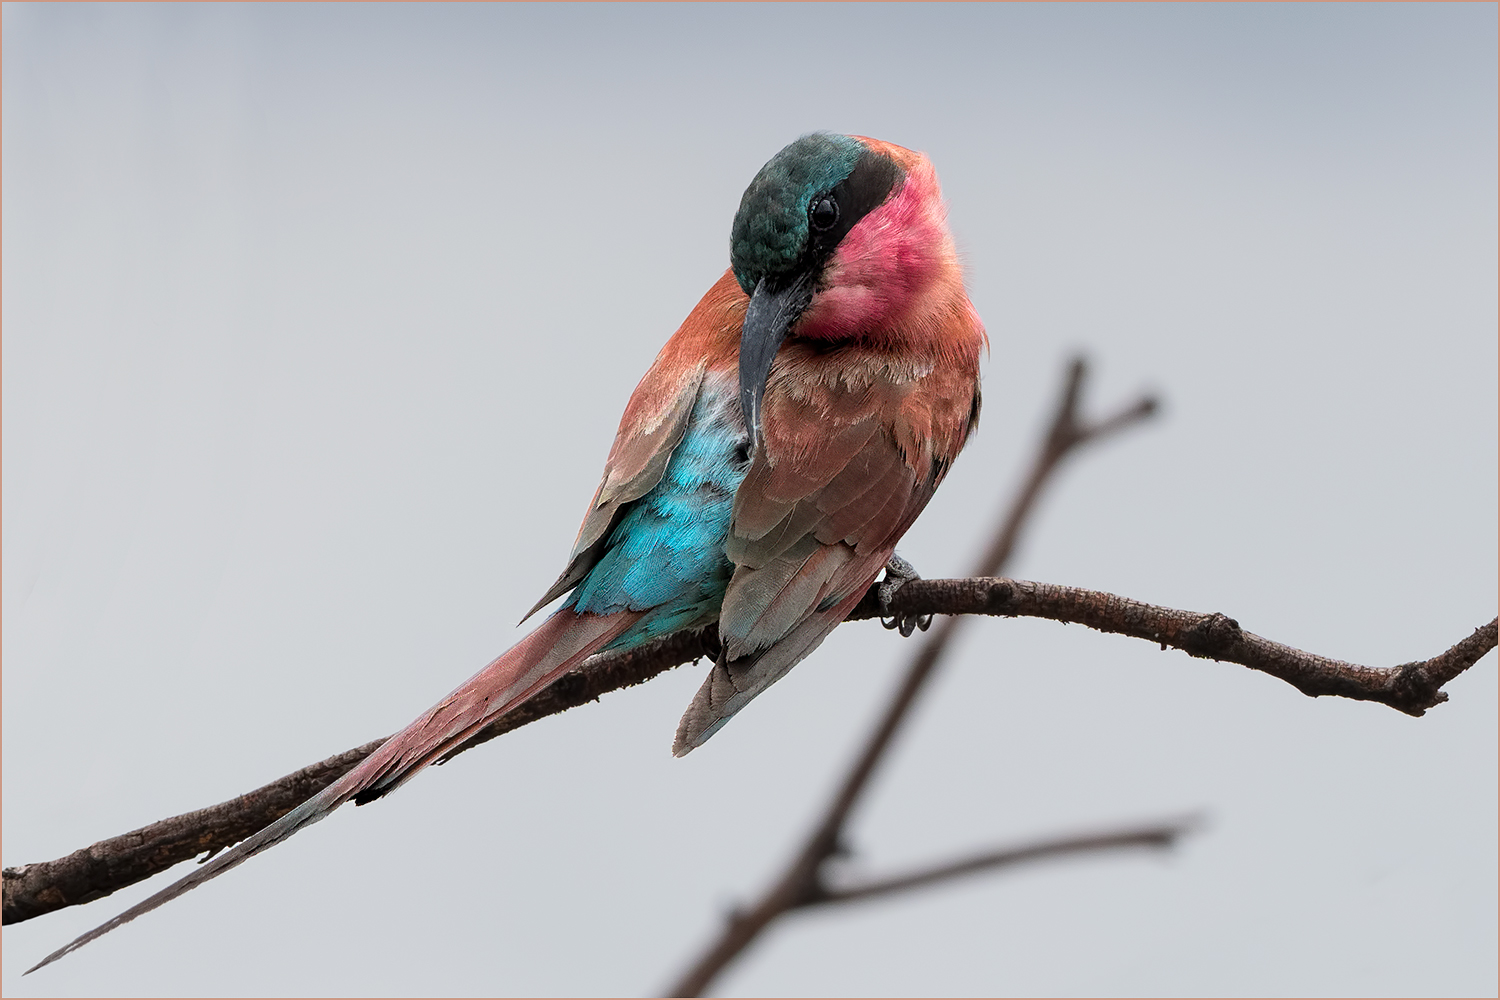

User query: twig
[802,817,1198,909]
[870,580,1499,717]
[664,358,1158,997]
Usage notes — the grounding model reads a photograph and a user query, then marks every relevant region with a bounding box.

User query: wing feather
[524,362,704,618]
[675,339,980,753]
[525,273,748,620]
[729,416,881,540]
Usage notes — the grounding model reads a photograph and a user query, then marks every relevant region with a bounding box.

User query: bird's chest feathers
[759,347,940,464]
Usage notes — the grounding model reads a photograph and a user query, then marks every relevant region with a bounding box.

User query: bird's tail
[26,609,640,975]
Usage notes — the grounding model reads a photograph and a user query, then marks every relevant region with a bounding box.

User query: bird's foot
[878,553,931,637]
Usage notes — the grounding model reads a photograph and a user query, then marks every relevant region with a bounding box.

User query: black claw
[878,553,927,638]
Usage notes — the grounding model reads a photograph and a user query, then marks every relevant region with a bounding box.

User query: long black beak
[739,271,815,452]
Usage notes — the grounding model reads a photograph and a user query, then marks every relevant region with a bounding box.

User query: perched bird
[29,132,985,972]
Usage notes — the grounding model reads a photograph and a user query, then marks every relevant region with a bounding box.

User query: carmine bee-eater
[30,132,985,972]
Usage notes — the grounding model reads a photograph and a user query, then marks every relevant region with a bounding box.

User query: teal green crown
[730,133,864,295]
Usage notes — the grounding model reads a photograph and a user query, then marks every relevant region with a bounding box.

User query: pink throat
[795,162,958,347]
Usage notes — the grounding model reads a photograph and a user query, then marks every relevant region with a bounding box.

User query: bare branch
[10,576,1487,929]
[803,817,1198,909]
[867,579,1499,717]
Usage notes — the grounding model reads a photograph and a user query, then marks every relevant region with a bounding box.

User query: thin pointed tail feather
[347,610,638,802]
[24,773,348,974]
[26,610,639,975]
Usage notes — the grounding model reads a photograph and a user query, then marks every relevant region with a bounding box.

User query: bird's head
[729,133,967,448]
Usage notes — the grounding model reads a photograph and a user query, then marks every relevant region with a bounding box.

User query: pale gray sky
[4,4,1496,996]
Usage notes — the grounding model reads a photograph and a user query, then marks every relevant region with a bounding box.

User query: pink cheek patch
[799,175,949,341]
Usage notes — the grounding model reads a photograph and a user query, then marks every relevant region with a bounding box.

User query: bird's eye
[809,196,839,232]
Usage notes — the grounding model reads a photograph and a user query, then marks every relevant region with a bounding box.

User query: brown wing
[524,358,705,619]
[674,340,980,752]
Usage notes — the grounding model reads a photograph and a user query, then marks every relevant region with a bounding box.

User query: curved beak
[739,271,815,451]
